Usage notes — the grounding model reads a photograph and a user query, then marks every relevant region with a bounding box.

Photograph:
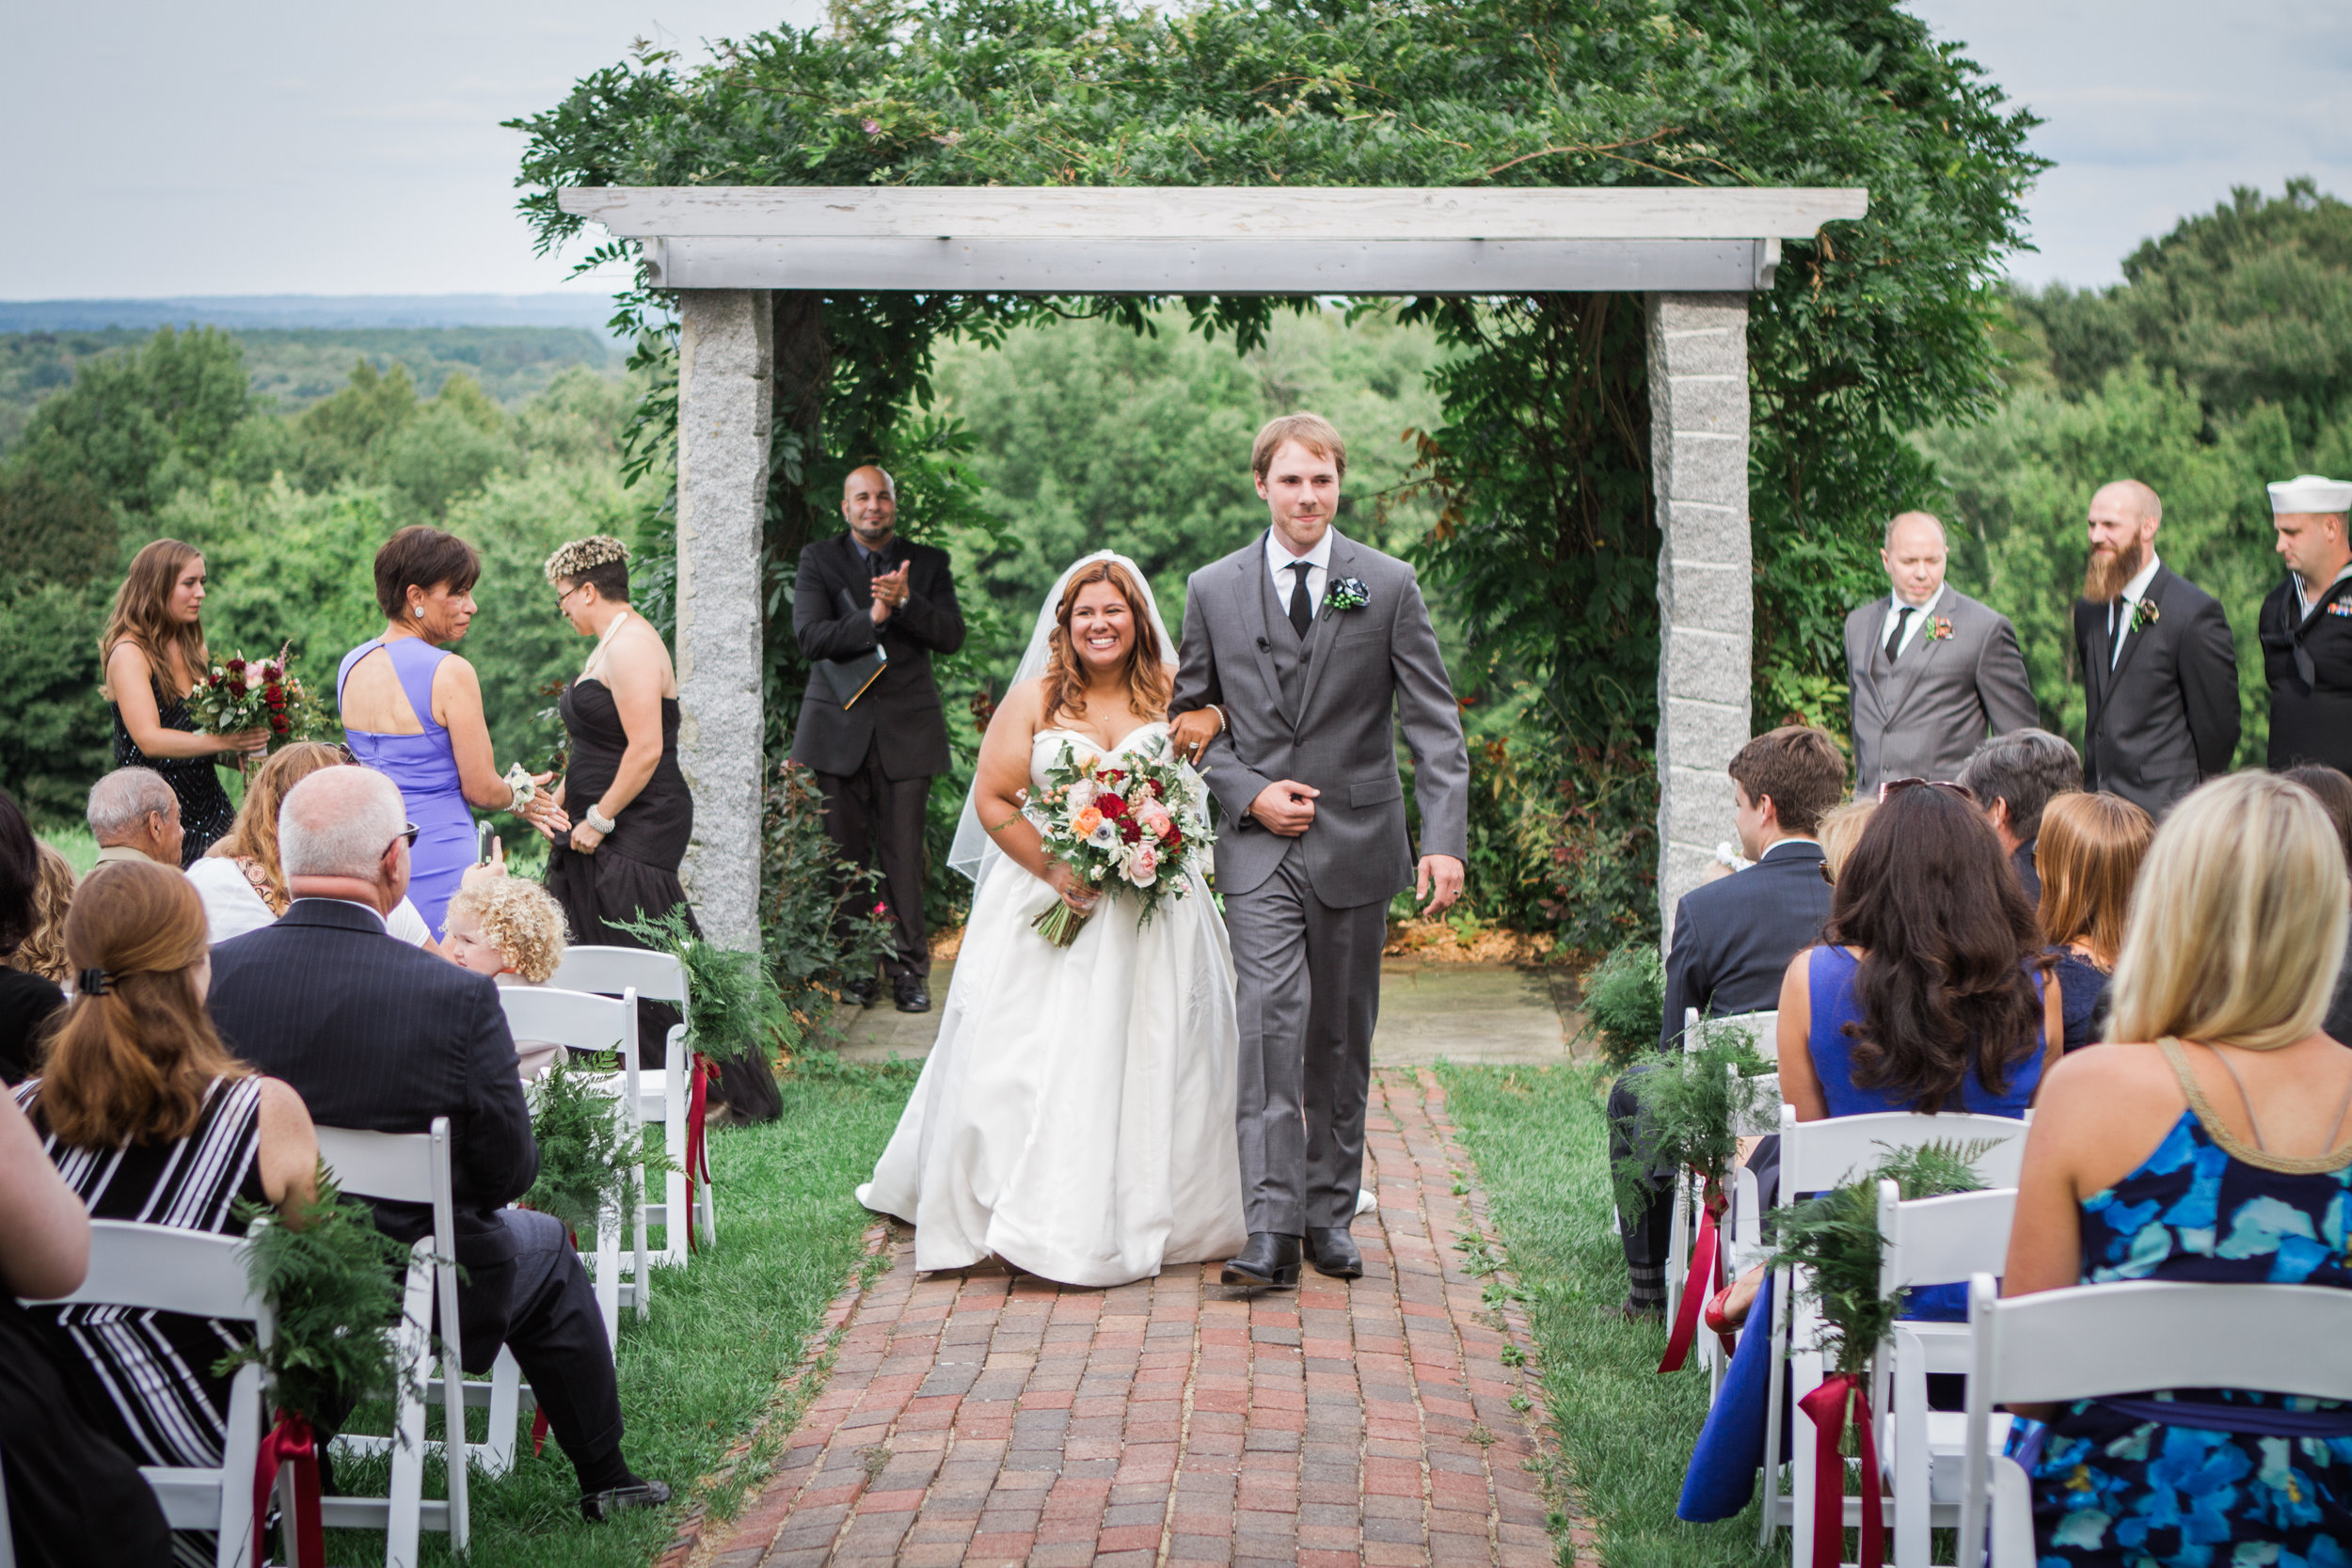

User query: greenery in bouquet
[185,645,329,752]
[1025,732,1215,947]
[215,1168,416,1425]
[1763,1140,1994,1375]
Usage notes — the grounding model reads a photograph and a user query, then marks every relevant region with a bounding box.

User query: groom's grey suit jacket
[1174,531,1470,908]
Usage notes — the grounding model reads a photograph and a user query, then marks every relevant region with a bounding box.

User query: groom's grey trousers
[1224,838,1390,1236]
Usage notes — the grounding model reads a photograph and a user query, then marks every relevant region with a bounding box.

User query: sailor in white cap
[2259,474,2352,771]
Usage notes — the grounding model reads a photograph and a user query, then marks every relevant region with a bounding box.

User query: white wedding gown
[856,722,1248,1287]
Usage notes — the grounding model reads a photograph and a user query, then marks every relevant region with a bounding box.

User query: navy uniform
[2259,476,2352,775]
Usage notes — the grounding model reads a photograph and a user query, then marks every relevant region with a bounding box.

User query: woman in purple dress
[337,527,564,937]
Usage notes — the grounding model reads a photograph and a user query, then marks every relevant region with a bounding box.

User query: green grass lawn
[319,1058,913,1567]
[1438,1062,1777,1568]
[39,826,98,876]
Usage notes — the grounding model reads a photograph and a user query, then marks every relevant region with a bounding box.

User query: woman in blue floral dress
[2005,772,2352,1567]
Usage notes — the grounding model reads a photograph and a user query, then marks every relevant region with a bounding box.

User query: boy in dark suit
[790,466,966,1012]
[1613,726,1844,1318]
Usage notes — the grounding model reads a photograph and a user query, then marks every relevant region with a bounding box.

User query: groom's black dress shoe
[1220,1232,1301,1289]
[894,975,930,1013]
[1307,1227,1362,1279]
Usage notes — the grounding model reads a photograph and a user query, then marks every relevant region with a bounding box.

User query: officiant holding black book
[792,465,965,1012]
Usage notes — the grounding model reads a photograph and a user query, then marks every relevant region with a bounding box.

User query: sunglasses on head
[1877,777,1977,804]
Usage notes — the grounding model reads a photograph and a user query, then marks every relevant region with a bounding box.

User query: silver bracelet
[584,805,618,835]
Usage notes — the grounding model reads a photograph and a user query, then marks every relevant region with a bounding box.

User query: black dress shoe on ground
[1220,1231,1302,1289]
[894,975,931,1013]
[842,975,879,1007]
[1618,1296,1665,1323]
[580,1479,673,1523]
[1307,1227,1362,1279]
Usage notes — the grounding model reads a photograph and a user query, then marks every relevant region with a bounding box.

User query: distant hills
[0,293,627,335]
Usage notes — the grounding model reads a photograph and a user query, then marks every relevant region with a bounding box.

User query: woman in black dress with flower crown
[541,537,779,1122]
[100,541,269,865]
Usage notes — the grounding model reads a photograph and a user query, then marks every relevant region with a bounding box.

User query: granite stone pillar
[1647,293,1753,947]
[674,290,772,952]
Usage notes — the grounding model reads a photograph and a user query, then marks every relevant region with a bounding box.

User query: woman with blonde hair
[12,860,319,1546]
[2035,789,2155,1052]
[444,875,571,1080]
[1815,797,1876,881]
[185,740,439,947]
[99,539,270,863]
[8,841,76,986]
[2005,772,2352,1564]
[856,551,1246,1287]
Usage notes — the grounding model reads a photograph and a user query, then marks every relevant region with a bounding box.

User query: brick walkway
[675,1068,1572,1568]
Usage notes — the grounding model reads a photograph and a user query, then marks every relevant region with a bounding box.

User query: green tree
[11,325,253,512]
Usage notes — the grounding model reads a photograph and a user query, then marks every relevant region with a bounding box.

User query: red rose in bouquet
[187,643,328,761]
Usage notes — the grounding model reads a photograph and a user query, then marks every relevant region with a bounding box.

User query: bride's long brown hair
[1041,560,1171,726]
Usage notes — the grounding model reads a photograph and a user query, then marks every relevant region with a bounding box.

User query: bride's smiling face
[1067,580,1136,673]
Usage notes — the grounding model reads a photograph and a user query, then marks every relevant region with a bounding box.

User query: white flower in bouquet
[1066,778,1098,812]
[244,666,266,691]
[1123,842,1159,888]
[1088,816,1121,850]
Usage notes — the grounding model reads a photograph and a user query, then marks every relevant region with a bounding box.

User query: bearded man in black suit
[791,465,966,1013]
[2072,480,2239,817]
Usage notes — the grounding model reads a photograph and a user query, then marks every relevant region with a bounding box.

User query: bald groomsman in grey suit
[1169,413,1470,1291]
[1843,511,2039,793]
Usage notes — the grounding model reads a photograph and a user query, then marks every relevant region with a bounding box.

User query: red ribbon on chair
[252,1410,325,1568]
[1658,1187,1727,1373]
[1797,1372,1885,1568]
[684,1052,712,1253]
[532,1405,550,1457]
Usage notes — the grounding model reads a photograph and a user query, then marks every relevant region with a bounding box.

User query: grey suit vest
[1262,566,1312,714]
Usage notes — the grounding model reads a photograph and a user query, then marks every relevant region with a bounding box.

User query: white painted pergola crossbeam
[556,184,1867,953]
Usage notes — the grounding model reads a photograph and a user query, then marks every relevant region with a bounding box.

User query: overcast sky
[2,1,2345,301]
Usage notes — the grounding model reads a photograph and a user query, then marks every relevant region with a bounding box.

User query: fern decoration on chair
[1610,1033,1782,1217]
[524,1051,676,1241]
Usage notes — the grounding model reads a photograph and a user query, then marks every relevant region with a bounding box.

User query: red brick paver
[679,1068,1577,1567]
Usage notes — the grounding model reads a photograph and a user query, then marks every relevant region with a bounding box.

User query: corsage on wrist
[502,763,538,814]
[583,805,618,835]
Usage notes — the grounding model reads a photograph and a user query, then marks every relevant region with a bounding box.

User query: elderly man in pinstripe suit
[205,768,670,1523]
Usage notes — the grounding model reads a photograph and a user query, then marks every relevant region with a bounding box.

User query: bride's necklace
[584,607,631,678]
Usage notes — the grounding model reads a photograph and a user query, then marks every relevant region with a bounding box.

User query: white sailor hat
[2266,474,2352,514]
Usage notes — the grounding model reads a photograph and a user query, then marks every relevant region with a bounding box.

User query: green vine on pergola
[509,0,2042,765]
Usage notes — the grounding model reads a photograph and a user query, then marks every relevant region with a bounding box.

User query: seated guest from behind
[443,875,572,1080]
[1816,798,1876,883]
[1613,725,1844,1318]
[2006,772,2352,1565]
[10,840,77,987]
[0,787,64,1085]
[1778,779,2063,1122]
[86,767,183,869]
[13,860,319,1552]
[187,740,439,948]
[2034,791,2153,1053]
[204,767,669,1522]
[1957,727,2083,902]
[2283,765,2352,1044]
[0,1054,172,1564]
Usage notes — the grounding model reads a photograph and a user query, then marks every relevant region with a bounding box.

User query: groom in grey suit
[1170,414,1470,1289]
[1843,510,2040,793]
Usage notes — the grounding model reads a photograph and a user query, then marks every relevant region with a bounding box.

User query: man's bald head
[1881,511,1949,607]
[841,465,899,547]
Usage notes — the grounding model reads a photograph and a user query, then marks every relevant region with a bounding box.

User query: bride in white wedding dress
[856,551,1248,1287]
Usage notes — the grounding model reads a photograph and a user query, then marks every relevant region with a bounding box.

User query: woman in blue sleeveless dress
[338,528,563,936]
[2007,772,2352,1566]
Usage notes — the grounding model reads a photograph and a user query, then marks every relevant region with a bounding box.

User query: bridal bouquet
[1026,732,1215,947]
[186,645,326,752]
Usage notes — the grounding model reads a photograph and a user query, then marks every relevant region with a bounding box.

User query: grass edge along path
[319,1059,914,1568]
[1437,1061,1779,1568]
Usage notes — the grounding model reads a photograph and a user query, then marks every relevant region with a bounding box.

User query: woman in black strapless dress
[543,538,780,1121]
[100,541,269,865]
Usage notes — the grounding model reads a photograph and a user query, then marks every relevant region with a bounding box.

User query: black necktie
[1884,605,1915,662]
[1287,561,1314,639]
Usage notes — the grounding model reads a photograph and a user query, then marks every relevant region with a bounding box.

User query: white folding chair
[1873,1180,2018,1568]
[1761,1105,2033,1559]
[548,946,715,1261]
[27,1222,269,1568]
[312,1120,472,1560]
[1663,1008,1779,1341]
[501,986,644,1331]
[1961,1275,2352,1568]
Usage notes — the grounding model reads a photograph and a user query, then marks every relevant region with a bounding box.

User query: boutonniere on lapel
[2129,598,2162,634]
[1326,578,1371,613]
[1927,615,1955,642]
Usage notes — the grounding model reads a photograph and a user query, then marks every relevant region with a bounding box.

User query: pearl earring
[414,606,423,618]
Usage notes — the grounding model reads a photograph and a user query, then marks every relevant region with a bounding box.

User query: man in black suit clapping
[205,768,667,1523]
[1612,726,1843,1318]
[2072,480,2239,817]
[792,466,965,1013]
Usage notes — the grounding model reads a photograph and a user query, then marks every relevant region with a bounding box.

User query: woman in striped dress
[13,859,318,1568]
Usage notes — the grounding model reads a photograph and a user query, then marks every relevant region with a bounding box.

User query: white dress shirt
[1264,527,1335,626]
[2105,552,2163,669]
[1878,582,1947,659]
